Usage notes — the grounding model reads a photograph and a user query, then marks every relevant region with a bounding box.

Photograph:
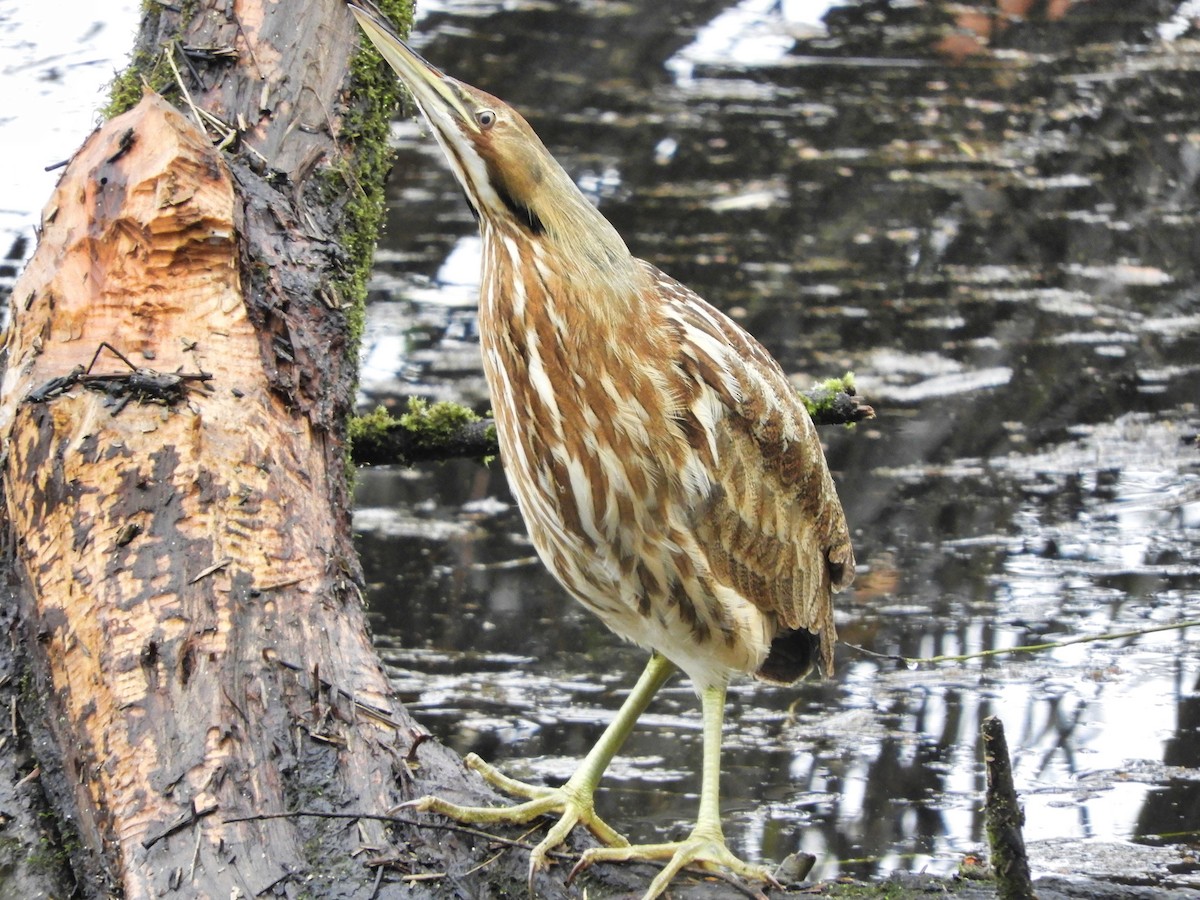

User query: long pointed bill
[348,5,477,133]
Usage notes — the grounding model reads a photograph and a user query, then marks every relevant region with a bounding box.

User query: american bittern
[351,6,855,897]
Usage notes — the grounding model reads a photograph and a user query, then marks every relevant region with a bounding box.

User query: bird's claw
[568,829,780,900]
[401,752,629,886]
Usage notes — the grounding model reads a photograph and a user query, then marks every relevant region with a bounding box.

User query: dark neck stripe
[494,183,545,235]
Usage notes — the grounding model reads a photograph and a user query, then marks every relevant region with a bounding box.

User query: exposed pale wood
[0,89,407,898]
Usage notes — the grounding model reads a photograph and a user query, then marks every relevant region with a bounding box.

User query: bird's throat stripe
[493,183,545,235]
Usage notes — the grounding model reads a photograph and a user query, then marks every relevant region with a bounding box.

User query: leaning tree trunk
[0,1,644,897]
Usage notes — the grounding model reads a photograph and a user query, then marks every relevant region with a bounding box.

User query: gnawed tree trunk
[0,1,640,897]
[1,88,403,896]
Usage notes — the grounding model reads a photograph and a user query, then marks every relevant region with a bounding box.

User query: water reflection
[356,0,1200,887]
[0,1,142,325]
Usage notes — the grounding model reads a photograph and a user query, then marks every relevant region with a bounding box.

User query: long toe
[404,771,629,877]
[403,792,564,827]
[463,753,558,801]
[571,833,779,900]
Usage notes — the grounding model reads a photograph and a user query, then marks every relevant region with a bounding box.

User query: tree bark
[0,31,412,900]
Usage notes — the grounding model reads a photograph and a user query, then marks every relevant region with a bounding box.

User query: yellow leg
[403,652,677,882]
[569,681,780,900]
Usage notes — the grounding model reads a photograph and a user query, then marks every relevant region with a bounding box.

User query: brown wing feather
[646,262,856,676]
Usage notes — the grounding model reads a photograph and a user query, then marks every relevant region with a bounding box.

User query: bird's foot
[402,753,628,883]
[568,825,781,900]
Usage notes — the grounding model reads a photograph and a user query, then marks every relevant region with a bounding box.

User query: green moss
[320,0,416,355]
[801,371,856,419]
[350,398,482,446]
[481,420,498,465]
[819,371,856,395]
[346,404,398,444]
[100,2,180,119]
[403,398,476,435]
[103,49,162,119]
[326,2,417,487]
[26,824,79,877]
[399,397,481,444]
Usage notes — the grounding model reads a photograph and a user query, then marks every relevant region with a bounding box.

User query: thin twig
[267,655,404,728]
[221,810,577,860]
[189,825,202,883]
[188,557,232,584]
[165,43,206,133]
[401,872,447,882]
[142,802,218,849]
[844,618,1200,667]
[463,847,507,877]
[699,867,771,899]
[164,41,269,166]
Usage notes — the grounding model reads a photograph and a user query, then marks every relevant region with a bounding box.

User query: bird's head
[351,4,632,279]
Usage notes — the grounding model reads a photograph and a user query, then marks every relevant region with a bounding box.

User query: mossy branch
[349,382,874,467]
[349,398,496,466]
[800,372,868,425]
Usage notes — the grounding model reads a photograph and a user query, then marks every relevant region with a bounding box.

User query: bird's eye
[477,109,497,129]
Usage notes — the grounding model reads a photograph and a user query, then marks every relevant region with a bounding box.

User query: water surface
[356,0,1200,886]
